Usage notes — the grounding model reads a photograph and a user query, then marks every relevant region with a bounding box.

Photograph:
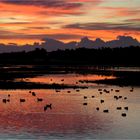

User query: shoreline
[0,81,88,90]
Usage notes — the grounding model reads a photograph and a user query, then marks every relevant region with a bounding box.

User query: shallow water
[0,73,140,139]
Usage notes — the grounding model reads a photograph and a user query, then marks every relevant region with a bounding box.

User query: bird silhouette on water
[100,99,104,103]
[84,96,87,99]
[98,89,102,91]
[44,104,52,111]
[20,99,26,102]
[115,90,120,92]
[32,92,36,96]
[2,99,7,103]
[56,90,60,93]
[103,109,109,113]
[117,107,122,110]
[119,96,122,99]
[124,107,128,110]
[114,96,119,100]
[100,92,103,94]
[37,98,43,102]
[130,88,134,92]
[96,107,99,111]
[83,103,88,105]
[122,113,127,117]
[124,97,127,100]
[2,99,10,103]
[7,99,10,102]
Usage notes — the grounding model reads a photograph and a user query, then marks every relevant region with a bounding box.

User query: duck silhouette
[44,104,52,111]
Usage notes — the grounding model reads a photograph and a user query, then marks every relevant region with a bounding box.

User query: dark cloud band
[64,22,140,31]
[0,0,82,9]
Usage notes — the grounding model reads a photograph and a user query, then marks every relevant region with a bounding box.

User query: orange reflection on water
[20,74,115,85]
[0,74,140,139]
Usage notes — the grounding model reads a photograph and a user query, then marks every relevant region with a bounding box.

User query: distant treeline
[0,46,140,66]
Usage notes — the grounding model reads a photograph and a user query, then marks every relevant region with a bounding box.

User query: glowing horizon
[0,0,140,45]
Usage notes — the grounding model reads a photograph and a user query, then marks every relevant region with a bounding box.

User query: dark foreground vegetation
[79,71,140,86]
[0,81,87,89]
[0,46,139,66]
[0,46,140,88]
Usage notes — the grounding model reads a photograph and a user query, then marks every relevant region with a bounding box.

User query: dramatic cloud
[124,18,140,22]
[0,0,140,44]
[64,22,140,31]
[0,0,101,7]
[0,0,83,11]
[0,30,82,40]
[0,0,103,16]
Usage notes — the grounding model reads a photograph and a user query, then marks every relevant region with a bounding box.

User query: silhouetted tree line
[0,46,139,66]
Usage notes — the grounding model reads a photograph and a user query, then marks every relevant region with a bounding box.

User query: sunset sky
[0,0,140,44]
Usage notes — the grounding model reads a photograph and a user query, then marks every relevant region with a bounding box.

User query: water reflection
[16,74,115,86]
[0,73,140,139]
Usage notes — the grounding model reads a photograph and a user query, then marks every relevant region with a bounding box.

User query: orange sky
[0,0,140,44]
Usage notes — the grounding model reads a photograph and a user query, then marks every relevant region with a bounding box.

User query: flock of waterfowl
[1,77,134,117]
[83,87,134,117]
[1,78,82,112]
[2,90,52,111]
